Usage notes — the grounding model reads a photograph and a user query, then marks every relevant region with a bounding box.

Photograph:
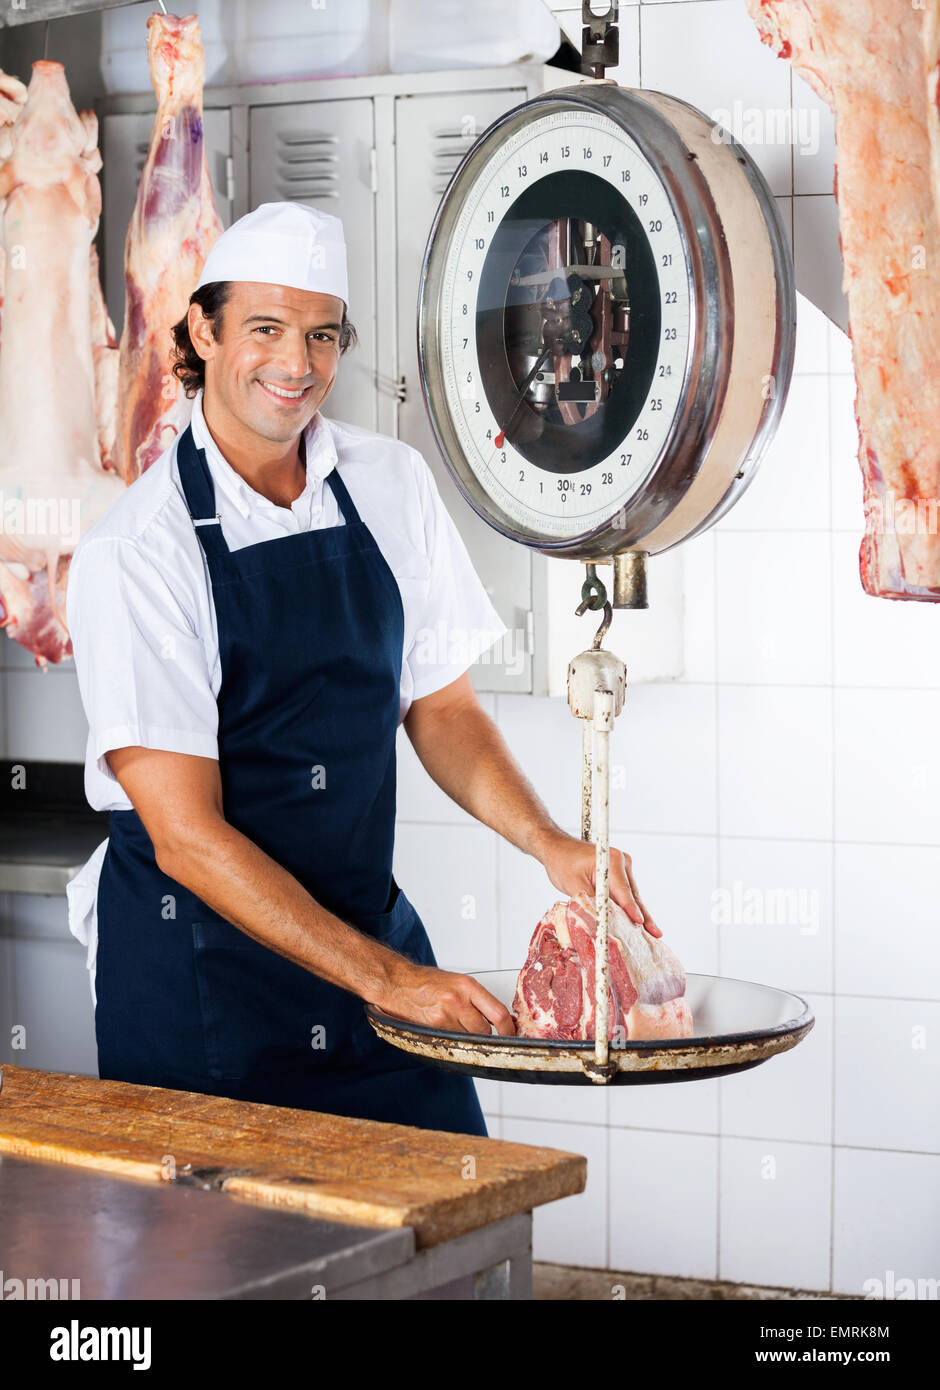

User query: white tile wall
[834,997,940,1154]
[719,1137,831,1290]
[502,1116,610,1267]
[832,1148,940,1298]
[393,822,499,973]
[640,0,793,195]
[834,844,940,1000]
[718,837,832,995]
[720,994,833,1146]
[716,532,832,685]
[833,690,940,846]
[1,0,933,1297]
[609,1127,718,1279]
[717,685,833,841]
[609,1071,719,1135]
[608,682,718,836]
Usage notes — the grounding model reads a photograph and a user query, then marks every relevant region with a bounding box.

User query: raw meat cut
[89,241,120,475]
[0,61,125,666]
[513,892,694,1041]
[0,68,26,127]
[0,67,28,341]
[0,67,115,475]
[746,0,940,601]
[117,12,223,484]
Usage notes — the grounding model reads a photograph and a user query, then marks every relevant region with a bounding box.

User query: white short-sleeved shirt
[65,388,508,996]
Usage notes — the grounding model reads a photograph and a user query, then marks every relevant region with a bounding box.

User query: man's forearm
[157,821,407,1005]
[406,699,565,860]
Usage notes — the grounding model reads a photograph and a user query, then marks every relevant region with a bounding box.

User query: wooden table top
[0,1065,586,1248]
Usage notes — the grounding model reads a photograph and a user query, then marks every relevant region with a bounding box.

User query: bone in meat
[0,61,125,666]
[117,12,223,484]
[746,0,940,601]
[513,892,694,1041]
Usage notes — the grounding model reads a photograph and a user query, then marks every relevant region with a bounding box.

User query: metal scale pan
[367,973,814,1087]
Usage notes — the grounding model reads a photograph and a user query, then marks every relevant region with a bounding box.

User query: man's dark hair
[170,281,358,398]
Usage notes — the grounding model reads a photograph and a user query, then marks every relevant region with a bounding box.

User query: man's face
[190,281,344,444]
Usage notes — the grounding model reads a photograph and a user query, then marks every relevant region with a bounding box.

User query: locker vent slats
[431,127,477,196]
[274,130,340,201]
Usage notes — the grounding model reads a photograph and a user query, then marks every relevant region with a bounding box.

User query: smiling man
[66,201,658,1135]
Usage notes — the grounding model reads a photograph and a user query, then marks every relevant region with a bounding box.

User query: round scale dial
[419,85,795,560]
[440,107,691,540]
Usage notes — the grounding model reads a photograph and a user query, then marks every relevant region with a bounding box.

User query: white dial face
[437,107,693,541]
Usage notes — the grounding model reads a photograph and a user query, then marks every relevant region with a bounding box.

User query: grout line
[397,818,940,851]
[789,67,796,201]
[714,487,722,1280]
[501,678,940,691]
[511,1114,940,1160]
[605,1112,611,1270]
[636,0,642,90]
[828,346,838,1294]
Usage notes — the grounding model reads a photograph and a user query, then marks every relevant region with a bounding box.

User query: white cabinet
[394,88,535,693]
[249,99,378,433]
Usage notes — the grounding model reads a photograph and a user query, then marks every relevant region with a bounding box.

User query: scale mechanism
[366,2,815,1085]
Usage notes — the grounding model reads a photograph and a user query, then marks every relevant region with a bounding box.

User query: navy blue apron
[94,422,487,1137]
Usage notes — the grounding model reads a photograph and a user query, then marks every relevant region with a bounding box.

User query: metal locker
[101,108,234,338]
[394,89,532,693]
[248,100,377,433]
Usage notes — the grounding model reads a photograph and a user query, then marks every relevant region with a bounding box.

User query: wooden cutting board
[0,1065,585,1248]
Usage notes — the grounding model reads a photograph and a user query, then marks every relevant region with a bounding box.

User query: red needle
[494,430,504,448]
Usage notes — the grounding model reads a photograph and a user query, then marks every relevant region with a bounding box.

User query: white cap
[193,201,349,306]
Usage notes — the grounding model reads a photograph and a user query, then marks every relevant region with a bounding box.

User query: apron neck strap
[323,463,361,526]
[176,423,230,562]
[176,418,363,544]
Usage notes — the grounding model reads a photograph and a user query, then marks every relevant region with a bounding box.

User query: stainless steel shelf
[0,761,108,895]
[0,814,107,894]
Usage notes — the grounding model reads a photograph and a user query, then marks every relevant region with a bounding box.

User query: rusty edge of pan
[366,1001,815,1084]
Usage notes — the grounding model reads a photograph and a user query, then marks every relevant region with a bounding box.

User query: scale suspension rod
[593,687,614,1069]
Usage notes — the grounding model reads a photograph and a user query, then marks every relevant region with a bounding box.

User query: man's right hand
[374,963,516,1037]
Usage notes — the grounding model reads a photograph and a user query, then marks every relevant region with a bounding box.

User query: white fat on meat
[513,891,694,1042]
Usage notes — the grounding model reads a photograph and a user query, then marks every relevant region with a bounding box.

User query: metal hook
[575,564,612,648]
[590,601,613,649]
[155,0,168,13]
[577,562,606,611]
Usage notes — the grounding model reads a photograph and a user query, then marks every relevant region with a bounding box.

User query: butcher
[66,201,660,1136]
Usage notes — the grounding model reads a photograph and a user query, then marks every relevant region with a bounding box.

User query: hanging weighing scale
[368,3,812,1084]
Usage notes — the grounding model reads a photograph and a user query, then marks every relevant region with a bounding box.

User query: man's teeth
[260,380,308,399]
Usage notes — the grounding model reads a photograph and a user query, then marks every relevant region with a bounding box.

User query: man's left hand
[538,831,663,938]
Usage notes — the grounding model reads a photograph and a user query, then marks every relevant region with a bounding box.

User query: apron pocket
[351,880,438,966]
[192,919,366,1080]
[346,886,440,1066]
